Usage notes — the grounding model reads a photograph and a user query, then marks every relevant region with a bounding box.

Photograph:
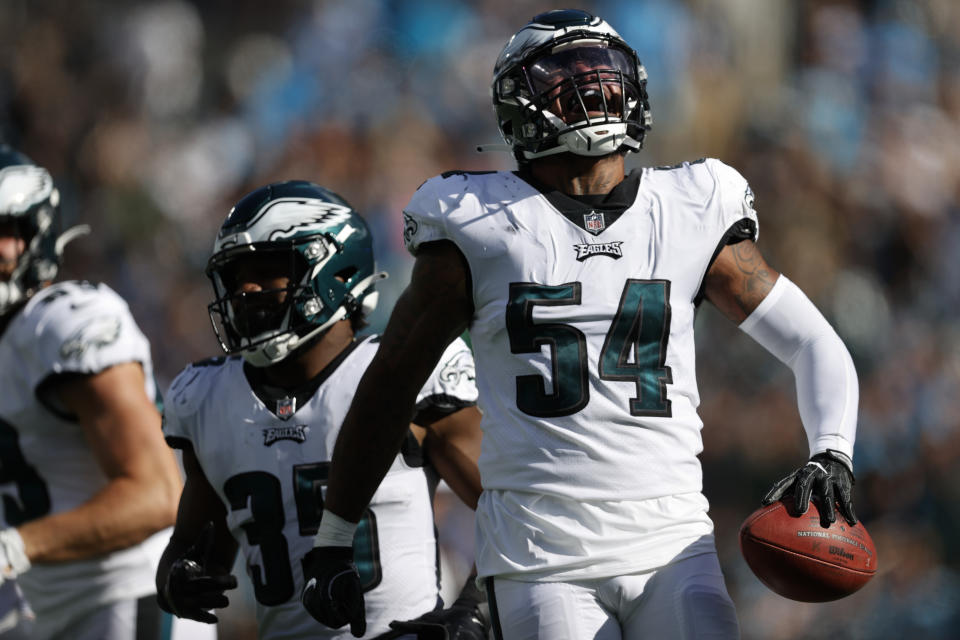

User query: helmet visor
[528,45,637,92]
[526,44,639,123]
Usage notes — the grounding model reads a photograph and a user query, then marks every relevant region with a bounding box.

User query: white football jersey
[162,335,478,639]
[0,281,170,630]
[403,159,759,580]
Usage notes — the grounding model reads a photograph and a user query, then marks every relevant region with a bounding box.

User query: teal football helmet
[206,180,386,367]
[0,145,89,316]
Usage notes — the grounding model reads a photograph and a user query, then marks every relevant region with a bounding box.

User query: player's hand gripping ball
[739,496,877,602]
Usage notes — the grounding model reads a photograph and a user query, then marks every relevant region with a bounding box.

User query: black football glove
[301,546,366,637]
[762,449,857,528]
[158,522,238,624]
[388,578,489,640]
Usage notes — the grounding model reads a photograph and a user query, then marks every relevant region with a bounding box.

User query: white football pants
[485,552,739,640]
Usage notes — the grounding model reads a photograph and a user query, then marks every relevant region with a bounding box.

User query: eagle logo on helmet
[0,165,57,215]
[216,198,355,250]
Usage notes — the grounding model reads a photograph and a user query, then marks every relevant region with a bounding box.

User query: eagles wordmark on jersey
[162,335,478,639]
[403,158,759,581]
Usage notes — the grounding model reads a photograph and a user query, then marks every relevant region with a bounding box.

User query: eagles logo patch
[402,213,419,246]
[60,316,122,360]
[439,349,476,393]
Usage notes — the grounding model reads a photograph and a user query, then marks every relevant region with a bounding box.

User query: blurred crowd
[2,0,959,638]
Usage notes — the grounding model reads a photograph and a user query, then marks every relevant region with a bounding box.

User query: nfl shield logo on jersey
[584,211,605,235]
[276,397,296,420]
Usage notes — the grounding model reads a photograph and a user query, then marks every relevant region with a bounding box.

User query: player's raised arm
[301,239,473,635]
[703,239,859,527]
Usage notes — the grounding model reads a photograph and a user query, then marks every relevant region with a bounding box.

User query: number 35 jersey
[162,335,478,639]
[403,159,759,580]
[0,281,166,623]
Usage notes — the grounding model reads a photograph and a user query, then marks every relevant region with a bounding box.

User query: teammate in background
[157,181,489,639]
[0,146,215,640]
[301,9,860,639]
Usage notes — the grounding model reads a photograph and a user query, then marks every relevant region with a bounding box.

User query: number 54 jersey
[403,159,759,581]
[162,335,478,639]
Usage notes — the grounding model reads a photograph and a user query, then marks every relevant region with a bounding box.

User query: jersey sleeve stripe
[164,435,193,451]
[411,394,478,426]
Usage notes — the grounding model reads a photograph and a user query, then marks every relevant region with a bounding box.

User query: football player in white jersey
[157,181,489,640]
[0,145,216,640]
[301,9,862,640]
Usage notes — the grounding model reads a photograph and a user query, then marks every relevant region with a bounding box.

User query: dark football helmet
[0,145,89,315]
[491,9,652,161]
[206,181,386,367]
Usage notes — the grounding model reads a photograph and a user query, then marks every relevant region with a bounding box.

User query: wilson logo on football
[573,241,624,261]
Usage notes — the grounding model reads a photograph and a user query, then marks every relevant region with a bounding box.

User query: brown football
[739,498,878,602]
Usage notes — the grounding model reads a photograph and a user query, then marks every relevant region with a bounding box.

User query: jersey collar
[514,168,643,235]
[243,336,367,420]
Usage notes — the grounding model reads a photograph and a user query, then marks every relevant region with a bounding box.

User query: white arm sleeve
[738,275,858,460]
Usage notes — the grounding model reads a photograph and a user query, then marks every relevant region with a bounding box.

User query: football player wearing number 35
[0,145,214,640]
[302,9,861,640]
[157,181,488,639]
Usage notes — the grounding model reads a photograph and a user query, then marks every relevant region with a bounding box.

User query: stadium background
[2,0,959,638]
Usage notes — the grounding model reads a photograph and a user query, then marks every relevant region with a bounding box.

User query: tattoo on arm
[729,241,777,314]
[705,240,780,324]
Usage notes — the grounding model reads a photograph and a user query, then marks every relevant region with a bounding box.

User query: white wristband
[312,509,358,548]
[0,528,30,579]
